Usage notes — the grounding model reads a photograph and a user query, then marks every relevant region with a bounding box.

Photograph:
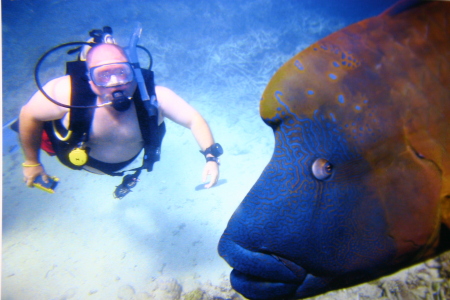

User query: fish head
[219,34,443,299]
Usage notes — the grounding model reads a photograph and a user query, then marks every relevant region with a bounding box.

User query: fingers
[41,173,50,183]
[24,174,40,187]
[204,175,218,189]
[23,165,47,187]
[25,176,35,187]
[203,162,219,189]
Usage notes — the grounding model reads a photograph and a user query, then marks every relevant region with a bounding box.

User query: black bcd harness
[44,58,166,177]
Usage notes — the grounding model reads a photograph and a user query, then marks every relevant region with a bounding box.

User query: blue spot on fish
[275,91,284,104]
[338,95,345,103]
[294,60,305,71]
[307,90,315,95]
[355,105,361,110]
[333,61,340,67]
[329,112,336,122]
[329,73,337,80]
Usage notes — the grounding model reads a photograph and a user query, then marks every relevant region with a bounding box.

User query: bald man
[20,43,220,190]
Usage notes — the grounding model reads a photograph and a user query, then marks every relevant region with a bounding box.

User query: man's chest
[88,105,143,145]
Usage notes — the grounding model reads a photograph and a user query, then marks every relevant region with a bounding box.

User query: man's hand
[202,161,219,189]
[23,164,48,187]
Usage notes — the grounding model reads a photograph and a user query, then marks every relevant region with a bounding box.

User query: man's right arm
[20,106,48,186]
[19,76,70,186]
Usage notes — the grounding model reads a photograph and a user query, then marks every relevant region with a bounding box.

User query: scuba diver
[18,25,223,199]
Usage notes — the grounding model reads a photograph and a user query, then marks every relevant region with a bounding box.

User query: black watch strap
[205,156,220,164]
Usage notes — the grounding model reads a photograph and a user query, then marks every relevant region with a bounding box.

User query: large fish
[218,0,450,299]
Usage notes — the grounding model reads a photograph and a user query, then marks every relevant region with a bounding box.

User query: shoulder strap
[66,60,97,142]
[41,61,97,171]
[50,62,165,174]
[134,69,166,172]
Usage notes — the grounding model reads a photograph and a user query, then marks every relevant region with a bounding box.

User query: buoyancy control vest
[43,58,166,176]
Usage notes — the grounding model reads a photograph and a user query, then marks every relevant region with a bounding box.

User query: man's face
[87,44,137,103]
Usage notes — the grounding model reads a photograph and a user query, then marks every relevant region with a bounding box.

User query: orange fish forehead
[260,0,450,229]
[260,42,369,115]
[260,1,450,150]
[260,42,398,151]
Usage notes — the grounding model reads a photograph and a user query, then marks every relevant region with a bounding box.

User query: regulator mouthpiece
[112,91,132,112]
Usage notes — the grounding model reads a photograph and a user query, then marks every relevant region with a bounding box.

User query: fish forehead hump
[259,0,450,228]
[260,2,450,130]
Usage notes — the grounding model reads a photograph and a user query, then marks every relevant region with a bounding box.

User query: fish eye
[311,158,333,180]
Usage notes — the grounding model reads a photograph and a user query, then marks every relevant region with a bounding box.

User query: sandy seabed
[3,102,450,300]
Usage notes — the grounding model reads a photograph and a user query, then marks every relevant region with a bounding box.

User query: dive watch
[200,143,223,163]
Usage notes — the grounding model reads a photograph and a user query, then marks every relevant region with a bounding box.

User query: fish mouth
[218,236,307,299]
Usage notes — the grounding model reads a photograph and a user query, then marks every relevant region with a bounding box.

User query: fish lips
[218,236,307,299]
[230,269,300,300]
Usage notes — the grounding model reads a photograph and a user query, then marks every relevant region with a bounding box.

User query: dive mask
[89,62,134,88]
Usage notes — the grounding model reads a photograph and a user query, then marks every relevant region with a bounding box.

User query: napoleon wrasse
[218,0,450,299]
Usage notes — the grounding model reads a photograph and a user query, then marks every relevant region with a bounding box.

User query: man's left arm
[155,86,220,188]
[190,113,220,188]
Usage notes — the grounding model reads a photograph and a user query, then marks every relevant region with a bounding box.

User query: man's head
[86,43,137,106]
[86,43,128,68]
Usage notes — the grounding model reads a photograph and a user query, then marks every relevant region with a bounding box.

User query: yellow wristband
[22,163,41,167]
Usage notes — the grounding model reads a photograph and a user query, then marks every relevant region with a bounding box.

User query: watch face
[212,143,223,157]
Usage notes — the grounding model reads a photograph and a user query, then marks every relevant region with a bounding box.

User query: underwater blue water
[2,0,398,122]
[2,0,399,299]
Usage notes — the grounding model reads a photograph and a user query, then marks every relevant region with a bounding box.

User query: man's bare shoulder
[154,85,200,127]
[45,75,72,104]
[23,75,71,120]
[155,85,176,99]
